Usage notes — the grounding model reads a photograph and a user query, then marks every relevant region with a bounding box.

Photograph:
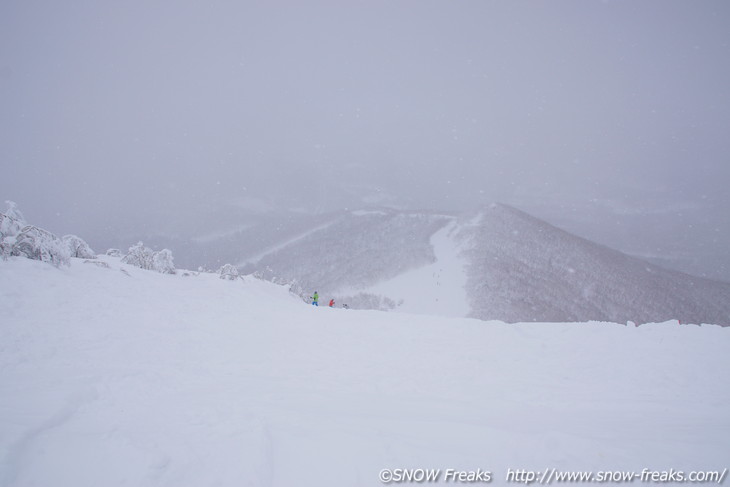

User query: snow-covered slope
[248,208,453,310]
[356,219,471,317]
[461,204,730,324]
[1,256,728,486]
[246,205,730,324]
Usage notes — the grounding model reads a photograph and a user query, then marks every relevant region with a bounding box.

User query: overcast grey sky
[1,1,729,279]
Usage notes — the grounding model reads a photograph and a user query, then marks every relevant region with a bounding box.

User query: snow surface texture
[1,256,728,486]
[245,205,730,324]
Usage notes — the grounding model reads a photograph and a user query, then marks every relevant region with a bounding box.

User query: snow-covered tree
[121,242,176,274]
[3,200,26,224]
[1,202,69,266]
[106,248,123,257]
[1,201,25,253]
[153,248,176,274]
[1,214,21,240]
[218,263,239,280]
[336,292,397,311]
[0,214,15,259]
[63,234,96,259]
[0,226,11,259]
[11,225,70,267]
[122,242,155,270]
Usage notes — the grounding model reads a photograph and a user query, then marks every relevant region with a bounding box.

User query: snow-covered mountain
[462,204,730,324]
[1,255,728,486]
[242,204,730,325]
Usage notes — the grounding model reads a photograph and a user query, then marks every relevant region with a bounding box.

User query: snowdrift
[1,256,728,486]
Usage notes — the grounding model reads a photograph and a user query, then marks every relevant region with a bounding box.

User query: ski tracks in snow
[1,384,99,487]
[361,219,471,317]
[249,418,275,487]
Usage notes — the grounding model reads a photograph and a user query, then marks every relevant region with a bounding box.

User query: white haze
[1,1,729,280]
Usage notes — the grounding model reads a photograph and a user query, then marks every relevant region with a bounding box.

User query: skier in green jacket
[312,291,319,306]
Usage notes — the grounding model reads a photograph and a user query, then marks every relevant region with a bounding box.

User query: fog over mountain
[1,1,729,280]
[243,205,730,325]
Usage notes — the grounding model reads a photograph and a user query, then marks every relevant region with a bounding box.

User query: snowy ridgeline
[242,205,730,325]
[0,255,728,486]
[460,205,730,325]
[6,200,729,325]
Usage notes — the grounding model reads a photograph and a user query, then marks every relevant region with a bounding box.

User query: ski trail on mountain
[363,220,470,317]
[237,220,337,266]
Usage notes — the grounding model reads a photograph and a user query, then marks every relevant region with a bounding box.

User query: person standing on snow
[329,298,335,308]
[312,291,319,306]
